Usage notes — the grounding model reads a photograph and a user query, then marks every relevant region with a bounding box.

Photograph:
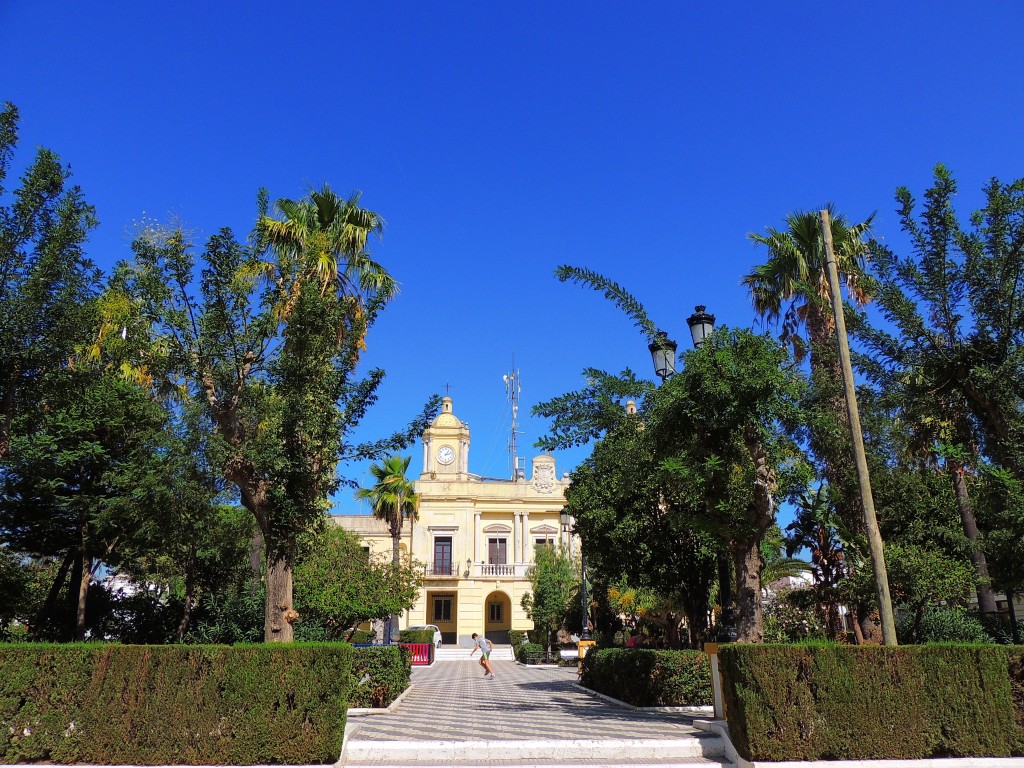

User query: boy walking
[470,632,495,679]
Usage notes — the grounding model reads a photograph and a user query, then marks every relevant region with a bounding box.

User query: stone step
[343,761,727,768]
[434,646,516,661]
[341,735,725,766]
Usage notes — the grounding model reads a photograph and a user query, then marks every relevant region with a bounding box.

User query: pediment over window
[482,523,512,534]
[530,524,559,535]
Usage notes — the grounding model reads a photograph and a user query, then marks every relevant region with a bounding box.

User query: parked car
[408,624,442,648]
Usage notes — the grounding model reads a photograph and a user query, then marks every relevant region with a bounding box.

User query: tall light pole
[819,209,897,646]
[649,306,737,642]
[560,508,590,641]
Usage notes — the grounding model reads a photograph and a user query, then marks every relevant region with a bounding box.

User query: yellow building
[332,396,570,646]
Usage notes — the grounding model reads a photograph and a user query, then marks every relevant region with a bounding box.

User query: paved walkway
[347,659,708,742]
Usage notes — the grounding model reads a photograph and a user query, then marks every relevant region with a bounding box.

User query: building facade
[333,396,571,646]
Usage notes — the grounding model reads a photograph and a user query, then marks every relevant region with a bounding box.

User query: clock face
[436,445,455,465]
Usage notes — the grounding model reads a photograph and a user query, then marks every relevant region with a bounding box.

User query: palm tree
[357,455,420,642]
[743,205,875,364]
[357,455,420,568]
[745,206,877,640]
[251,185,396,642]
[256,184,397,322]
[744,207,875,525]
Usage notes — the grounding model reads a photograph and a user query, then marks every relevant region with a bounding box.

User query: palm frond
[555,265,661,343]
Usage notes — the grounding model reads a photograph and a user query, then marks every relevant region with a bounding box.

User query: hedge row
[579,648,712,707]
[718,644,1024,761]
[349,645,411,708]
[398,629,435,644]
[0,643,352,765]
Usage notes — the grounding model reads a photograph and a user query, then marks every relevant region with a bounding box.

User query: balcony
[424,562,457,578]
[423,562,531,579]
[473,563,530,579]
[478,563,516,577]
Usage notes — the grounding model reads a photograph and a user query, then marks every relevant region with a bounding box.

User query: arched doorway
[484,590,512,644]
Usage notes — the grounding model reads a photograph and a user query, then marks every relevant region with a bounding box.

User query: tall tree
[521,543,579,656]
[744,206,874,532]
[0,101,99,458]
[356,455,420,641]
[293,526,422,641]
[0,371,166,640]
[654,328,806,642]
[102,186,437,641]
[356,455,420,567]
[744,206,877,638]
[857,166,1024,616]
[559,409,717,647]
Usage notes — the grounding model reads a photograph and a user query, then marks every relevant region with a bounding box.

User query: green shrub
[348,646,410,708]
[398,629,435,644]
[762,589,828,643]
[508,629,527,647]
[897,607,993,644]
[580,648,712,707]
[517,642,545,663]
[346,629,375,643]
[0,643,351,765]
[718,643,1024,761]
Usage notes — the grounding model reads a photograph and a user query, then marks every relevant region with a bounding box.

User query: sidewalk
[341,659,724,766]
[348,659,707,742]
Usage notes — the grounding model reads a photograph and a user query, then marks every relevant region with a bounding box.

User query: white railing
[472,563,530,578]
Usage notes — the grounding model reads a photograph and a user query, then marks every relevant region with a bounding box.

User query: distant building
[333,396,571,646]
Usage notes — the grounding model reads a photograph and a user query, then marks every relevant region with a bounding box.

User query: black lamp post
[648,331,678,381]
[560,508,590,641]
[686,306,716,348]
[650,305,737,642]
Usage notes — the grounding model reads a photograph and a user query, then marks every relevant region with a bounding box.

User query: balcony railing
[424,562,456,577]
[478,563,516,577]
[423,562,531,578]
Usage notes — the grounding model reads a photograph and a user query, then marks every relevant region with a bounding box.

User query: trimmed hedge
[508,629,527,647]
[346,629,375,643]
[718,643,1024,761]
[398,629,435,644]
[348,645,411,708]
[0,642,351,765]
[579,648,712,707]
[1011,648,1024,741]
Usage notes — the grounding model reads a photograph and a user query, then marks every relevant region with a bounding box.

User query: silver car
[408,624,442,648]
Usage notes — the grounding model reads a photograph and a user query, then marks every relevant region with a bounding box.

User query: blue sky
[5,3,1024,510]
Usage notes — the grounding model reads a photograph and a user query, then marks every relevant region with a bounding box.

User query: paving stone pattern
[348,660,704,742]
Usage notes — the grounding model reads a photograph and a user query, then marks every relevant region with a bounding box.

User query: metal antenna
[503,360,524,481]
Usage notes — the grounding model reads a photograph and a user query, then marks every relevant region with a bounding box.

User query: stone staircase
[434,644,515,661]
[341,733,729,767]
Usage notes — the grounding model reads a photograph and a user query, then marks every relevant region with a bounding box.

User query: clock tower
[420,396,471,478]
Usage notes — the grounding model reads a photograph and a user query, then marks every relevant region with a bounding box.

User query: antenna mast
[503,362,524,481]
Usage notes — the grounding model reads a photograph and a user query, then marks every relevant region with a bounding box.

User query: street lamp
[650,305,737,642]
[648,331,678,381]
[560,508,591,641]
[686,306,716,348]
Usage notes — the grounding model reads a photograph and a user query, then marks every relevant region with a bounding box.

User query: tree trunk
[851,612,865,644]
[389,533,402,641]
[264,546,297,642]
[177,570,195,642]
[75,549,92,641]
[950,462,998,616]
[31,550,74,641]
[1007,590,1021,645]
[249,530,264,575]
[731,540,764,643]
[857,608,882,644]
